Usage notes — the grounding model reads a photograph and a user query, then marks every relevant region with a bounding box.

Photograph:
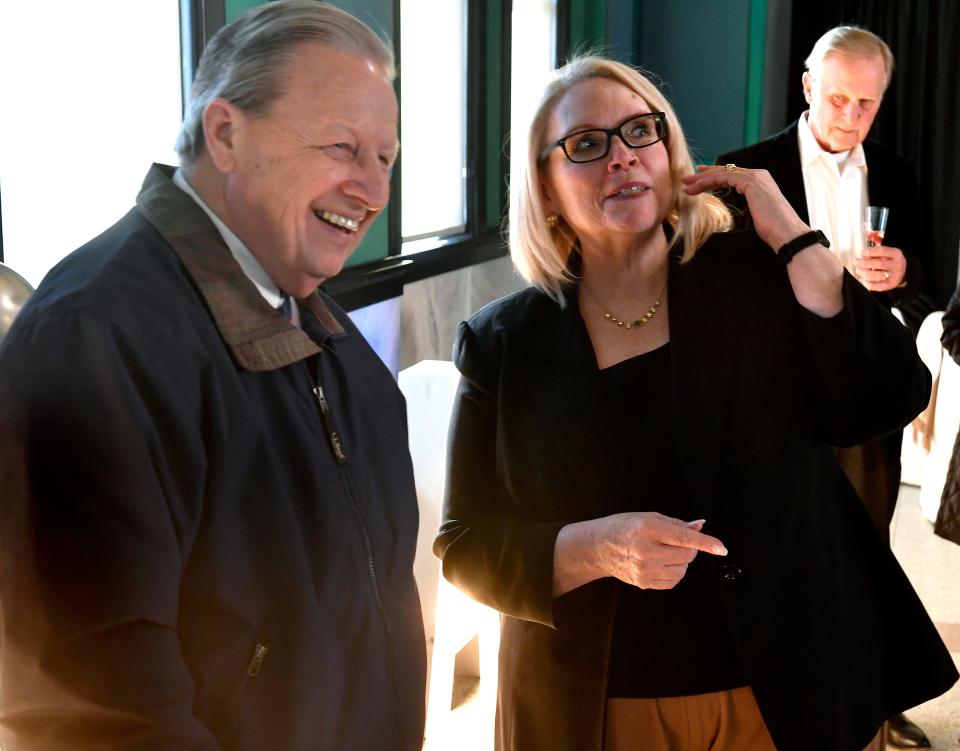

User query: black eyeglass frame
[539,111,668,164]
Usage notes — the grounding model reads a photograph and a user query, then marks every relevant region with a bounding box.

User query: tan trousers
[605,689,886,751]
[604,687,776,751]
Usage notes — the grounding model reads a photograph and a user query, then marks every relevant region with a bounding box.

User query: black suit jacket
[435,231,956,751]
[717,119,931,312]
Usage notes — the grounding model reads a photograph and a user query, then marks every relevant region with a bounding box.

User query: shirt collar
[172,168,285,310]
[797,112,867,172]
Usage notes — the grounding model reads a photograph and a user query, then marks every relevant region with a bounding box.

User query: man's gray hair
[175,0,395,164]
[804,25,895,89]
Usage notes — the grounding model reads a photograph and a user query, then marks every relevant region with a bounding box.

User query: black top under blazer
[434,229,957,751]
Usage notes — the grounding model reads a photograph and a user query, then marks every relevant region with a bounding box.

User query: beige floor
[432,483,960,750]
[889,484,960,749]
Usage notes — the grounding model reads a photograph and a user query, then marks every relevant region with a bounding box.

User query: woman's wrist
[770,222,812,252]
[553,519,607,597]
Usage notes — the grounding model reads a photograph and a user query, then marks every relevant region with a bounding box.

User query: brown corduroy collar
[136,164,346,372]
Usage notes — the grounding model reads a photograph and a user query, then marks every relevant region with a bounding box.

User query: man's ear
[801,72,814,105]
[203,98,242,173]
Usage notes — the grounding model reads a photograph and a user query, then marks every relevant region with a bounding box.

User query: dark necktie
[278,295,294,322]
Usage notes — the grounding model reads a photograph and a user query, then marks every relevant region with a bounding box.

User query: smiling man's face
[214,42,398,297]
[802,51,887,154]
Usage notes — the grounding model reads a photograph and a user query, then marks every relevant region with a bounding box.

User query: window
[510,0,558,201]
[399,0,468,243]
[0,1,182,287]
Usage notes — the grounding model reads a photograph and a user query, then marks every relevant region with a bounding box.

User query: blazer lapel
[526,292,625,520]
[667,249,742,520]
[771,125,810,225]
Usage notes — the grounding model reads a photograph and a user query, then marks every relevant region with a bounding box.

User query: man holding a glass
[717,24,934,751]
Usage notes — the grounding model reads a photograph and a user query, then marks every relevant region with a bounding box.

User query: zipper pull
[312,384,348,464]
[247,643,269,677]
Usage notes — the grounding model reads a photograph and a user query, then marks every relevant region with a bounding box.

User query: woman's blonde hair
[510,55,731,300]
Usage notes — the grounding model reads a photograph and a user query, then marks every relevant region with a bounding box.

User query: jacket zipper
[302,361,392,634]
[302,358,403,745]
[247,643,269,677]
[220,641,269,737]
[311,381,348,465]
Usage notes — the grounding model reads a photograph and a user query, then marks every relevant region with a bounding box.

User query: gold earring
[546,214,558,228]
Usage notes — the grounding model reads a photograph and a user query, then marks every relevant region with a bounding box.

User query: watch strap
[777,230,830,265]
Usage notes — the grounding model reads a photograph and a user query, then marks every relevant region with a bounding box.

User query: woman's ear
[539,177,555,211]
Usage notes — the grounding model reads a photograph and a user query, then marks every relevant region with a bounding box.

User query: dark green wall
[225,0,260,21]
[632,0,754,163]
[568,0,607,54]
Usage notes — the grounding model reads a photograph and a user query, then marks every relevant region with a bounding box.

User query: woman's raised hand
[681,165,810,251]
[681,164,845,317]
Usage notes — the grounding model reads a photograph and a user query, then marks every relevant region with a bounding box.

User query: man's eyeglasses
[540,112,667,164]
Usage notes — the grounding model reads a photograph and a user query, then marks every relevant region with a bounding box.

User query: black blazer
[717,119,932,312]
[435,231,957,751]
[718,121,931,534]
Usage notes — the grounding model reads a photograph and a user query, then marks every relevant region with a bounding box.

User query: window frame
[179,0,225,114]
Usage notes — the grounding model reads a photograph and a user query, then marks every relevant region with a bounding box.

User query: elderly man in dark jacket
[0,3,425,750]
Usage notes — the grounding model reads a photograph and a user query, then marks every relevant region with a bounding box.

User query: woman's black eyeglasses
[540,112,667,164]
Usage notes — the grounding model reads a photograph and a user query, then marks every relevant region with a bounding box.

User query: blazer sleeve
[432,320,566,628]
[702,231,929,449]
[0,308,220,750]
[790,269,932,447]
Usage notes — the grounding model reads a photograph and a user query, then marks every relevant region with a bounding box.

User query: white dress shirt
[797,112,870,270]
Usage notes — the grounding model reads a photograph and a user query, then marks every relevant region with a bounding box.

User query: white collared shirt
[172,169,291,316]
[797,112,869,266]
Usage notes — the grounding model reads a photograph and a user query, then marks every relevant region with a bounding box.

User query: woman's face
[540,77,673,253]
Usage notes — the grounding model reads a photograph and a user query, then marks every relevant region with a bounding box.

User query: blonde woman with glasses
[433,55,956,751]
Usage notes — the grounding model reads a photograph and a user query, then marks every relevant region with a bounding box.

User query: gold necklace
[583,281,667,331]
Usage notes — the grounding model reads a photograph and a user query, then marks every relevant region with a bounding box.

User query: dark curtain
[787,0,960,311]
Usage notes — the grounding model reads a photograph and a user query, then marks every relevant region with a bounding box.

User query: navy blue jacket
[0,165,426,750]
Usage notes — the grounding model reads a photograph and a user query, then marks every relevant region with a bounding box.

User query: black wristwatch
[777,230,830,265]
